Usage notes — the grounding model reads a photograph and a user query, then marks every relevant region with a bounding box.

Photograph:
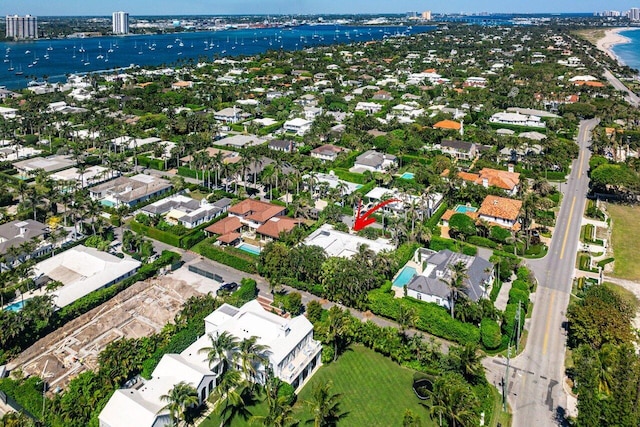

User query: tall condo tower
[5,15,38,39]
[112,11,130,35]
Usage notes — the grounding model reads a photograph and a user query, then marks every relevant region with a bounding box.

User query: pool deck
[391,260,421,298]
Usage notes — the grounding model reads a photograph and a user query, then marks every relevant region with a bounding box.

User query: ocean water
[611,29,640,71]
[0,25,434,89]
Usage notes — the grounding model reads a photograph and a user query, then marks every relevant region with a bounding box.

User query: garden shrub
[489,226,511,243]
[467,236,498,249]
[480,318,502,350]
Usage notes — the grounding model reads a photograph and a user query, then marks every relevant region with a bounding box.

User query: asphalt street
[484,119,598,427]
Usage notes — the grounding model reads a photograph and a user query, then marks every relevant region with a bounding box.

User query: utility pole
[41,359,49,420]
[503,344,511,412]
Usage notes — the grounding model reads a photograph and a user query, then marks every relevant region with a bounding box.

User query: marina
[0,24,433,89]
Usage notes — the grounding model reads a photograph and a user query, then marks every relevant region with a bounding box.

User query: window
[417,293,422,300]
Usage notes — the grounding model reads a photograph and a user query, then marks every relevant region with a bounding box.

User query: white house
[401,248,493,307]
[283,118,312,136]
[99,300,321,427]
[355,102,383,115]
[352,150,398,172]
[303,223,394,258]
[489,111,545,128]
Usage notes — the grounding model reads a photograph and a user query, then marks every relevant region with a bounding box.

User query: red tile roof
[433,120,462,130]
[229,199,286,224]
[478,195,522,222]
[205,216,242,235]
[256,216,302,239]
[217,232,241,244]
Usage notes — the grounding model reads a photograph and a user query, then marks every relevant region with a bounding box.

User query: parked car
[217,282,239,295]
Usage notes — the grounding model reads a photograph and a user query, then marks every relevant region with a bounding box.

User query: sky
[1,0,639,16]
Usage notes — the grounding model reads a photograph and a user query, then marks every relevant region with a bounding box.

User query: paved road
[484,119,598,426]
[603,68,640,107]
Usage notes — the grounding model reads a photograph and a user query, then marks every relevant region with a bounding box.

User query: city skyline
[3,0,640,16]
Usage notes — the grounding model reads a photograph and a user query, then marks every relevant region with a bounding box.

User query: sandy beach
[596,27,639,65]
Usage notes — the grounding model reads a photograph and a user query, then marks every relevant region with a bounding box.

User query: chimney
[508,163,514,173]
[482,178,489,188]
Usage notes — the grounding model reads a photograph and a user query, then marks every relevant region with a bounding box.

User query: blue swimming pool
[454,205,478,214]
[238,243,261,256]
[101,200,116,207]
[393,266,417,287]
[3,299,28,312]
[400,172,415,180]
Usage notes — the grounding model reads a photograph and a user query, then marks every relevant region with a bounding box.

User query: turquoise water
[400,172,415,180]
[454,205,478,214]
[612,29,640,71]
[3,299,28,312]
[393,266,417,287]
[101,200,115,207]
[238,243,261,255]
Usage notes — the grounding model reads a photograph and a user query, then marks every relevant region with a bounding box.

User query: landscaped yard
[199,345,434,426]
[607,204,640,280]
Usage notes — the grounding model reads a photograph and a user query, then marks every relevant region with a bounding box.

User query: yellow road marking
[542,290,556,355]
[560,196,576,260]
[578,149,585,176]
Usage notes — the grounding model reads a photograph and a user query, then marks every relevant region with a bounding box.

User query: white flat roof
[38,246,141,308]
[303,224,394,259]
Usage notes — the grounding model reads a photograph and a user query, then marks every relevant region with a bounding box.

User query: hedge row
[193,239,258,273]
[328,168,367,184]
[429,236,477,256]
[130,220,181,246]
[467,236,498,249]
[137,155,165,171]
[426,202,448,230]
[368,286,480,345]
[480,318,502,350]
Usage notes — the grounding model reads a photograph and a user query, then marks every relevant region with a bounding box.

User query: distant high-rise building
[5,15,38,39]
[422,10,432,20]
[629,7,640,21]
[112,11,129,34]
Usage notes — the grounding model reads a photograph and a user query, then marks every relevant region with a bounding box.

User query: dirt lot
[8,271,211,390]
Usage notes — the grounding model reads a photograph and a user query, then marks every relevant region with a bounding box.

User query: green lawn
[608,204,640,280]
[199,345,434,426]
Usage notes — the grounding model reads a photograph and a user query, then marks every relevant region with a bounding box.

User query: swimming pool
[400,172,415,180]
[393,266,417,287]
[238,243,261,256]
[3,299,29,312]
[101,200,116,207]
[454,205,478,214]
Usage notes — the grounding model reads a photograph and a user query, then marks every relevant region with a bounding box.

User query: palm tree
[325,306,350,362]
[249,376,297,427]
[440,261,469,319]
[397,304,418,335]
[427,373,479,427]
[305,381,347,427]
[199,331,239,375]
[454,343,484,383]
[159,381,199,427]
[212,369,251,427]
[235,336,271,386]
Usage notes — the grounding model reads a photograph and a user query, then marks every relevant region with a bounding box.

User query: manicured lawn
[199,345,434,426]
[607,204,640,280]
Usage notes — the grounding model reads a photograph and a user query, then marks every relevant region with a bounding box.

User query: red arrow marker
[353,198,400,232]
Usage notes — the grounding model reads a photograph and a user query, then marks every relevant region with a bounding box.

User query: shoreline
[596,27,640,66]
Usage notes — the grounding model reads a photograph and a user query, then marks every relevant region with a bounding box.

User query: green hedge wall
[480,318,502,350]
[137,155,165,171]
[368,287,480,345]
[193,239,258,273]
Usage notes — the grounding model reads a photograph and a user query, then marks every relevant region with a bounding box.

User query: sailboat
[7,61,14,72]
[47,43,53,51]
[108,43,114,53]
[15,64,23,75]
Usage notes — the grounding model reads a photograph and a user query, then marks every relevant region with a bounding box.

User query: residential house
[171,80,194,90]
[0,220,50,263]
[402,248,493,307]
[89,174,172,208]
[352,150,397,172]
[372,90,393,101]
[283,118,312,136]
[100,300,321,426]
[433,120,462,132]
[139,195,231,229]
[463,77,488,88]
[303,224,394,258]
[489,112,545,128]
[439,140,479,160]
[213,107,250,124]
[355,102,383,115]
[310,144,347,162]
[228,199,286,231]
[13,155,75,177]
[268,139,295,153]
[477,195,522,230]
[450,166,521,196]
[37,245,141,308]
